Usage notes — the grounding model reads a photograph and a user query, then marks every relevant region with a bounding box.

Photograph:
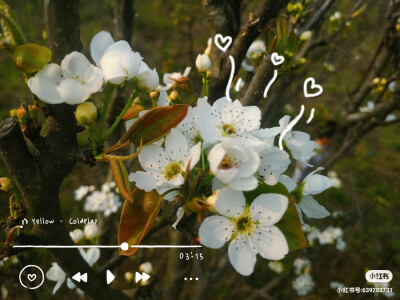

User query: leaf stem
[98,84,116,142]
[102,89,139,143]
[88,125,98,156]
[202,72,209,97]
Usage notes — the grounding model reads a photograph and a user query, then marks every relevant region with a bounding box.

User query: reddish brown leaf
[109,157,133,204]
[122,103,145,120]
[120,104,188,146]
[118,189,163,255]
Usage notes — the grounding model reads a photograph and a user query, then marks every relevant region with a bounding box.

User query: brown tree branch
[206,0,290,101]
[241,54,274,106]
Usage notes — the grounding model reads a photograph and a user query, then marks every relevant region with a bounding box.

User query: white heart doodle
[27,274,37,282]
[271,52,285,66]
[303,77,323,98]
[214,34,233,52]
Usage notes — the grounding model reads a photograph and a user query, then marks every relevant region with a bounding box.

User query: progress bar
[13,245,203,249]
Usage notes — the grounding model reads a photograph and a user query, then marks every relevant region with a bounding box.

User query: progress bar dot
[120,242,129,251]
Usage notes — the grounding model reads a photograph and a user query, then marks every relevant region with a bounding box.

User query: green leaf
[120,104,188,146]
[0,2,26,46]
[118,189,163,256]
[244,182,308,252]
[12,44,52,73]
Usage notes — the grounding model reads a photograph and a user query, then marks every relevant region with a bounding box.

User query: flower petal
[90,31,114,66]
[279,174,297,192]
[27,64,63,104]
[184,142,201,170]
[300,195,330,219]
[250,193,288,224]
[58,78,91,105]
[228,175,258,191]
[120,51,142,79]
[157,90,168,106]
[250,225,289,260]
[128,171,158,191]
[103,40,131,56]
[303,172,333,195]
[165,129,188,162]
[100,52,127,85]
[199,215,233,248]
[66,278,76,289]
[138,144,168,171]
[61,51,91,79]
[228,234,257,276]
[215,187,245,217]
[208,143,226,174]
[83,65,104,93]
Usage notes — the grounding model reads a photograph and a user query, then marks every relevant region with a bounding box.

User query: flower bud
[9,109,18,119]
[84,223,99,239]
[205,191,219,213]
[0,177,15,192]
[195,54,211,72]
[139,262,153,274]
[372,77,380,85]
[16,108,28,124]
[149,90,159,100]
[75,102,97,127]
[124,272,133,282]
[300,31,312,41]
[136,68,159,91]
[168,90,180,101]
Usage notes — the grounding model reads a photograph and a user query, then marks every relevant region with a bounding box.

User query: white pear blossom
[292,274,315,296]
[208,142,260,191]
[176,97,207,147]
[159,67,191,90]
[129,129,201,199]
[258,147,290,185]
[267,261,284,274]
[84,223,99,239]
[278,115,317,163]
[293,257,311,275]
[46,249,99,295]
[195,53,211,72]
[199,187,289,276]
[359,101,375,112]
[28,52,103,105]
[90,31,143,85]
[298,168,332,219]
[136,68,159,91]
[46,262,66,294]
[242,40,266,72]
[74,185,95,201]
[69,229,84,243]
[196,97,268,151]
[79,248,100,266]
[84,189,121,217]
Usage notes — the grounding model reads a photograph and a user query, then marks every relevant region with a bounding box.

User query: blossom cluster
[306,225,346,251]
[74,181,122,217]
[128,94,334,275]
[27,31,160,105]
[292,257,315,296]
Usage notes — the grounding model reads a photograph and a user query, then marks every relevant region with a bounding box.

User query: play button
[106,270,115,285]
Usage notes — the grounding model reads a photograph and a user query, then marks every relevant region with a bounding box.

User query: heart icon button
[271,52,285,66]
[27,274,37,282]
[214,34,233,52]
[303,77,323,98]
